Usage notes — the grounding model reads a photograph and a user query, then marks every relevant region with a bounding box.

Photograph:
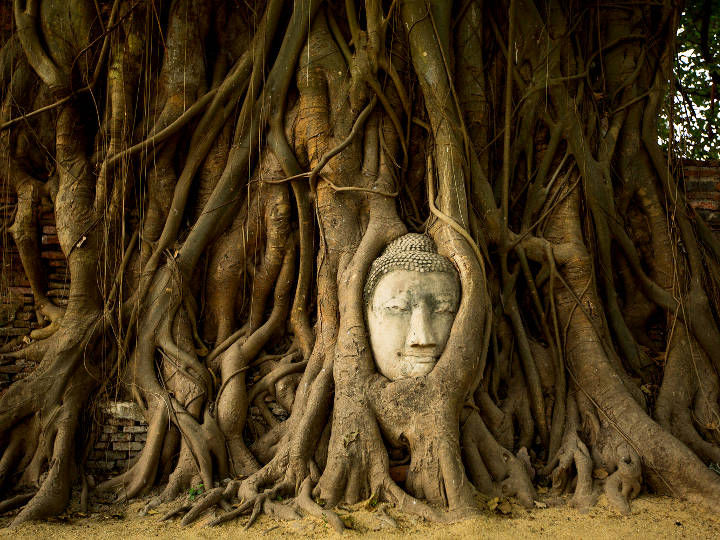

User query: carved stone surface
[365,234,459,380]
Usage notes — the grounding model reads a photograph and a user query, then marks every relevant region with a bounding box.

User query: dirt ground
[1,492,718,539]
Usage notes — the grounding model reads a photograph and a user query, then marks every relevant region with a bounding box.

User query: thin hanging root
[298,477,344,533]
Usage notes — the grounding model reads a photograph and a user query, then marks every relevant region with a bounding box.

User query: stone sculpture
[364,233,460,380]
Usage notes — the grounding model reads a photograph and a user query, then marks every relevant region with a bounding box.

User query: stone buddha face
[365,234,460,380]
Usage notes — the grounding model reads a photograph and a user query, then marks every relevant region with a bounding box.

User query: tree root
[0,492,35,515]
[5,0,720,530]
[179,487,225,526]
[299,477,344,533]
[655,324,720,464]
[461,408,536,509]
[602,443,641,514]
[29,301,65,340]
[542,394,595,511]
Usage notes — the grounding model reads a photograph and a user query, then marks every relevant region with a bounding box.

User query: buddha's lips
[403,354,438,363]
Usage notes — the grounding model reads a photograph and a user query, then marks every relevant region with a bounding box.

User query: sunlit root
[655,324,720,464]
[461,408,536,508]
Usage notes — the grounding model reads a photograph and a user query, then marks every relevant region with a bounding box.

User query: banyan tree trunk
[1,0,720,529]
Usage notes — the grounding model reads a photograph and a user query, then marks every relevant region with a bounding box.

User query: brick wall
[1,192,67,390]
[683,160,720,230]
[88,402,148,477]
[1,193,147,477]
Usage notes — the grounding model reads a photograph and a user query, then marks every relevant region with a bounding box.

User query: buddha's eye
[383,301,409,313]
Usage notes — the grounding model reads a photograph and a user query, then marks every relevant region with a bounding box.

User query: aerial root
[462,409,536,508]
[206,501,252,527]
[0,337,51,361]
[383,479,443,522]
[174,479,302,528]
[0,492,35,514]
[161,500,192,521]
[29,302,65,340]
[375,504,398,528]
[157,318,213,397]
[603,444,641,514]
[139,496,164,516]
[543,394,595,510]
[298,477,344,533]
[179,476,339,530]
[180,487,225,525]
[261,497,302,521]
[243,494,268,529]
[544,430,595,510]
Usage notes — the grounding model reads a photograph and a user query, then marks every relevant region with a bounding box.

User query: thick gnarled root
[462,408,536,509]
[544,393,641,514]
[595,436,641,514]
[655,325,720,464]
[542,394,595,510]
[29,301,65,340]
[544,430,595,510]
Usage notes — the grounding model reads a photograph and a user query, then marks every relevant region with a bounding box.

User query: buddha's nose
[407,304,437,348]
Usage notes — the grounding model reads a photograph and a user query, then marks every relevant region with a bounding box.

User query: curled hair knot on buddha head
[363,233,459,305]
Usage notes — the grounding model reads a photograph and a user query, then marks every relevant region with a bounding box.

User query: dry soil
[1,492,718,539]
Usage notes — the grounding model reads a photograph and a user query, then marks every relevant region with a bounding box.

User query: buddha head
[364,234,460,380]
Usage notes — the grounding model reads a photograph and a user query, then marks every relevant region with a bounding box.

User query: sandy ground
[1,492,718,539]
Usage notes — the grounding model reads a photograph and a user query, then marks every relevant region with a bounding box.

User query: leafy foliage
[659,0,720,160]
[188,484,204,501]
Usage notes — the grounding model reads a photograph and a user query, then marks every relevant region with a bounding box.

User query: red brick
[113,441,144,452]
[9,286,32,296]
[0,365,24,374]
[689,200,719,211]
[41,235,59,245]
[86,460,116,470]
[108,417,134,427]
[0,328,28,336]
[41,251,65,260]
[123,427,147,435]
